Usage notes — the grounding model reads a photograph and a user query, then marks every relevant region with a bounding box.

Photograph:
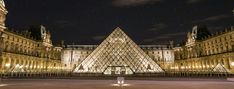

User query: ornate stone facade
[0,0,7,31]
[0,26,63,73]
[62,45,97,71]
[1,0,233,76]
[0,0,63,74]
[62,41,174,72]
[173,25,234,73]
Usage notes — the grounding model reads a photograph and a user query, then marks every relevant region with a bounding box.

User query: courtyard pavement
[0,79,234,89]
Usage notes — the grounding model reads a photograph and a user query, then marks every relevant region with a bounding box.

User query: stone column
[0,57,4,73]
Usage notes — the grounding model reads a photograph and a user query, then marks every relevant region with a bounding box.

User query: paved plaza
[0,78,234,89]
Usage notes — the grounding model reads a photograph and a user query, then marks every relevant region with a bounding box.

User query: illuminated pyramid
[74,27,164,74]
[213,63,228,73]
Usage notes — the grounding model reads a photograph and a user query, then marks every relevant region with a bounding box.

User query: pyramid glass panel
[213,63,228,73]
[74,27,164,74]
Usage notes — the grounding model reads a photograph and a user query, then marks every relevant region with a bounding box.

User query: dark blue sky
[4,0,234,45]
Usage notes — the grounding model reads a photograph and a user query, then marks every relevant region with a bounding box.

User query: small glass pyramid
[213,63,228,73]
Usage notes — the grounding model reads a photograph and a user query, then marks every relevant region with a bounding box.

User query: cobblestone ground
[0,79,234,89]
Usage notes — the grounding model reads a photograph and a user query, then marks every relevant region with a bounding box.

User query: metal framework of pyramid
[74,27,164,74]
[212,63,228,73]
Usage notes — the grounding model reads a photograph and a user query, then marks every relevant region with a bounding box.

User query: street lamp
[117,77,124,85]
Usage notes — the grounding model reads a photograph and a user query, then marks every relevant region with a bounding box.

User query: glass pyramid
[74,27,164,74]
[212,63,228,73]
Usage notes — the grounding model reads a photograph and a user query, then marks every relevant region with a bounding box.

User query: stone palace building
[0,0,63,74]
[0,0,234,75]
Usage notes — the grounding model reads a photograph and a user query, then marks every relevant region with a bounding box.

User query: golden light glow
[15,64,20,68]
[0,84,9,87]
[231,62,234,66]
[19,65,23,68]
[111,84,131,87]
[5,63,10,67]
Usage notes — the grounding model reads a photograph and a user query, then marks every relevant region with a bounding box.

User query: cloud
[112,0,163,7]
[156,32,186,39]
[143,32,186,42]
[92,35,106,41]
[143,38,155,42]
[193,14,232,23]
[186,0,207,4]
[149,23,168,31]
[54,20,75,29]
[208,26,224,32]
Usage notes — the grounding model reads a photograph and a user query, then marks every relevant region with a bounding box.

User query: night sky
[4,0,234,45]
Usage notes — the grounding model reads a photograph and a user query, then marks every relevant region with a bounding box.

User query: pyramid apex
[114,27,123,31]
[113,27,125,34]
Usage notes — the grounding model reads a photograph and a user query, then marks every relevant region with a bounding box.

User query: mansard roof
[194,25,211,40]
[28,25,46,41]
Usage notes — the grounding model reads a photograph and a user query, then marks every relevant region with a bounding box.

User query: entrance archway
[103,66,133,75]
